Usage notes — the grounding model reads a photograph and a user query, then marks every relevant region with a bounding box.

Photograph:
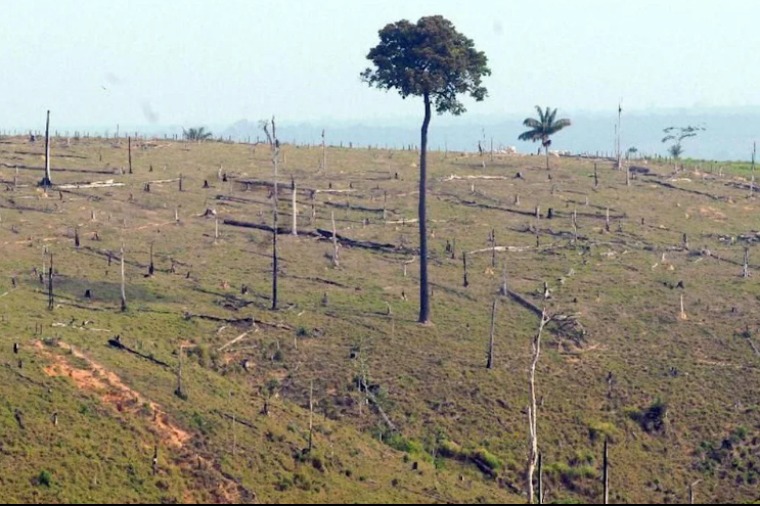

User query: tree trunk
[487,299,496,369]
[603,437,610,505]
[120,245,127,312]
[528,309,550,504]
[418,93,432,323]
[272,149,279,311]
[545,145,550,171]
[128,136,133,174]
[42,110,52,187]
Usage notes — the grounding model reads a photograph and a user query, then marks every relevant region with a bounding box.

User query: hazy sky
[2,0,758,129]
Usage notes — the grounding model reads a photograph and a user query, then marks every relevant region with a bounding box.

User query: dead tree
[331,211,340,268]
[47,253,54,311]
[120,244,127,312]
[605,208,611,233]
[603,437,610,505]
[175,343,186,399]
[128,136,133,174]
[462,252,469,287]
[74,227,80,249]
[148,242,155,276]
[487,299,497,369]
[291,178,298,236]
[527,309,551,505]
[593,163,599,189]
[321,129,327,172]
[308,379,314,453]
[572,209,578,244]
[262,117,281,310]
[500,261,508,296]
[750,142,756,198]
[41,110,52,187]
[743,247,751,278]
[490,228,497,268]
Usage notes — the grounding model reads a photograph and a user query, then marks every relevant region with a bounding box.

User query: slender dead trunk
[175,344,185,399]
[603,437,610,505]
[528,309,550,504]
[487,299,497,369]
[292,178,298,236]
[308,379,314,453]
[331,211,340,268]
[128,136,133,174]
[594,163,599,189]
[42,110,52,187]
[120,245,127,312]
[743,247,751,278]
[47,253,54,310]
[538,452,543,505]
[418,92,432,323]
[271,116,279,311]
[321,129,326,172]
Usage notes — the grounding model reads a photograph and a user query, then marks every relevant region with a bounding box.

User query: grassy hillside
[0,135,758,504]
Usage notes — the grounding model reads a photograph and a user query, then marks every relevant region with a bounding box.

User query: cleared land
[0,135,758,504]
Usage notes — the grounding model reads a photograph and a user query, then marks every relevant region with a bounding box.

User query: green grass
[0,136,759,503]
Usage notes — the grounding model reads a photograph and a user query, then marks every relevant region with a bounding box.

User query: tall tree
[661,125,705,160]
[518,106,572,170]
[362,15,490,324]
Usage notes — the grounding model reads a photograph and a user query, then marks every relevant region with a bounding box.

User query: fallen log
[57,179,125,189]
[468,245,532,255]
[314,228,410,254]
[107,337,171,368]
[183,312,293,330]
[441,174,513,182]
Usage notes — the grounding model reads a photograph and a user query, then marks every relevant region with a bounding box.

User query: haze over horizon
[2,1,759,159]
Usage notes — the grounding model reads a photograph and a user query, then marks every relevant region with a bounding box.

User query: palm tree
[518,106,571,169]
[182,127,213,142]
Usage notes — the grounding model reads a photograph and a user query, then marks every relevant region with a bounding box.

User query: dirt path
[35,340,254,502]
[37,341,190,448]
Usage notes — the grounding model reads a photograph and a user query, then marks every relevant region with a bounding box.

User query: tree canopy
[661,125,705,159]
[518,106,572,147]
[361,15,490,114]
[183,127,213,142]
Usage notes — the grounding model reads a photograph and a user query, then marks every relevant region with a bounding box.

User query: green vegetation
[518,105,572,169]
[0,134,758,503]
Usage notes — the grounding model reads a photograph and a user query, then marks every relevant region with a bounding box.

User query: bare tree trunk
[47,253,54,311]
[605,208,611,233]
[491,228,497,268]
[331,211,340,268]
[148,242,155,276]
[271,117,280,311]
[743,247,751,278]
[572,209,578,244]
[128,136,133,174]
[603,437,610,505]
[538,452,543,505]
[500,261,508,296]
[487,299,497,369]
[418,93,432,323]
[175,344,185,399]
[594,163,599,189]
[291,179,298,236]
[321,129,326,172]
[750,142,757,198]
[120,244,127,312]
[42,110,52,187]
[308,379,314,453]
[527,309,550,505]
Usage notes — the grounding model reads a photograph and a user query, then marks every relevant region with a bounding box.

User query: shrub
[37,470,52,487]
[628,398,668,433]
[472,447,502,472]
